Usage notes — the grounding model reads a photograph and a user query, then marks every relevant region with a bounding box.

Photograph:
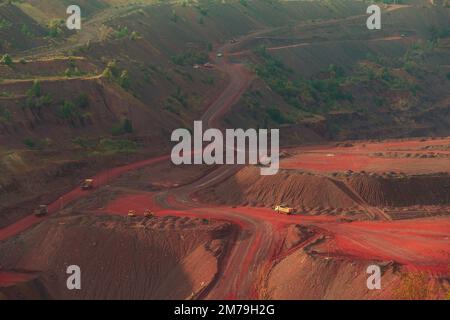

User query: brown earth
[0,214,234,299]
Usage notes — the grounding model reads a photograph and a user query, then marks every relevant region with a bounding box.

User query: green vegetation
[171,50,208,66]
[22,138,36,149]
[48,19,64,38]
[429,26,450,43]
[72,136,137,155]
[163,87,202,115]
[1,54,13,67]
[0,18,12,31]
[58,94,91,124]
[59,100,78,120]
[98,138,137,154]
[255,46,352,114]
[118,70,130,89]
[74,93,89,109]
[351,63,416,91]
[25,80,52,111]
[102,60,132,89]
[115,26,129,39]
[22,137,52,150]
[65,59,85,77]
[266,108,286,124]
[20,24,33,38]
[111,118,133,135]
[0,106,12,123]
[114,26,139,40]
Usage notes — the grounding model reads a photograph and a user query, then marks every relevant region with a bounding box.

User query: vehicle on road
[34,205,48,217]
[274,205,294,215]
[81,179,94,190]
[144,209,154,218]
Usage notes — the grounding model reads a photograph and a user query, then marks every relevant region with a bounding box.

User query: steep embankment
[0,2,48,53]
[347,174,450,206]
[265,250,400,300]
[0,76,178,147]
[0,214,233,299]
[198,166,360,211]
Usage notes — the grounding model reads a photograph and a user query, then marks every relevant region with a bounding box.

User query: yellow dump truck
[81,179,94,190]
[274,205,294,215]
[144,209,154,218]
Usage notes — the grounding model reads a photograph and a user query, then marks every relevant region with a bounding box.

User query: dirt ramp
[0,215,232,299]
[347,174,450,207]
[199,166,358,210]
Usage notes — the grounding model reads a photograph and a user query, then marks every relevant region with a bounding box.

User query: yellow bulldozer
[81,179,94,190]
[274,205,294,215]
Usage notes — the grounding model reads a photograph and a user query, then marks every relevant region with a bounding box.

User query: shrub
[27,80,41,98]
[171,50,209,66]
[23,138,36,149]
[115,26,129,39]
[112,118,133,135]
[98,138,137,154]
[74,94,89,109]
[119,70,130,89]
[48,19,64,38]
[59,100,78,120]
[1,54,13,67]
[0,106,11,122]
[266,108,285,124]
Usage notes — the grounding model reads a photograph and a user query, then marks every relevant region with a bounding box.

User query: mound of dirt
[265,249,402,299]
[0,215,233,299]
[198,166,359,210]
[0,272,49,300]
[347,174,450,207]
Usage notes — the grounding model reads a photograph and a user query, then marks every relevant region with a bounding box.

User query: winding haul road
[2,4,449,299]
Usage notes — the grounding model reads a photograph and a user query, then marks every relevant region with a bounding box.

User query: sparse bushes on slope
[98,138,136,154]
[0,105,11,123]
[24,80,52,112]
[255,47,352,115]
[111,118,133,135]
[102,60,132,90]
[171,50,209,66]
[64,59,85,78]
[47,19,64,38]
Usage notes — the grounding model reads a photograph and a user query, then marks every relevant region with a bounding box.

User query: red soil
[0,272,36,287]
[0,155,169,241]
[281,138,450,174]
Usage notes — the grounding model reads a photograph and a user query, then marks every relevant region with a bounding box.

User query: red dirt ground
[281,138,450,174]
